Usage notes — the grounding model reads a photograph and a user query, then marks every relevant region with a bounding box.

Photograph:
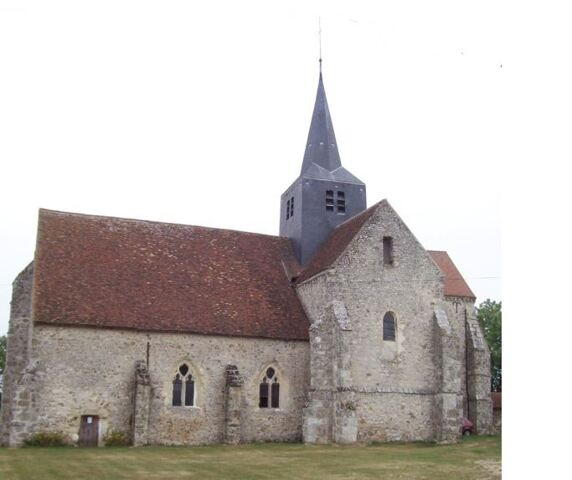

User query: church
[0,69,492,447]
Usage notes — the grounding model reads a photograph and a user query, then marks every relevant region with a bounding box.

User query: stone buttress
[302,301,357,444]
[132,360,152,446]
[0,263,37,447]
[223,364,243,444]
[432,308,463,443]
[466,308,493,434]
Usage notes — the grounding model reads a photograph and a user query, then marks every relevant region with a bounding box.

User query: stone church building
[0,70,492,447]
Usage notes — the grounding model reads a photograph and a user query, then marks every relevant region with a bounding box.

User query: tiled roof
[428,250,476,299]
[296,201,382,283]
[33,210,309,340]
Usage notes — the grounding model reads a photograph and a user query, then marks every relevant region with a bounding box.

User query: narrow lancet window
[259,381,269,408]
[172,374,182,406]
[185,376,195,406]
[271,382,280,408]
[383,312,396,341]
[289,197,294,218]
[286,199,291,220]
[383,236,394,265]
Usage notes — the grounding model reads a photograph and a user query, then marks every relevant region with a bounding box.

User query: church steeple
[279,68,367,265]
[300,73,342,175]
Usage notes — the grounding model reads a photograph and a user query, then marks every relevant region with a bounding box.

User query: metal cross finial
[319,17,322,72]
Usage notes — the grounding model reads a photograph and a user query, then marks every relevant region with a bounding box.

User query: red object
[462,418,474,435]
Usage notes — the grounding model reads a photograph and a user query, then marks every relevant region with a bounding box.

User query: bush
[103,430,131,447]
[23,431,71,447]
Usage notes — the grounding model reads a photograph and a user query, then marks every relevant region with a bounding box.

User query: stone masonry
[1,321,309,446]
[297,201,491,443]
[466,308,493,434]
[224,364,243,445]
[132,360,152,446]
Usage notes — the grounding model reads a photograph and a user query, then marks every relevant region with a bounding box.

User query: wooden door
[78,415,99,447]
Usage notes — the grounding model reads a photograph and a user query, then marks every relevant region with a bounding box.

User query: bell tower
[280,70,367,265]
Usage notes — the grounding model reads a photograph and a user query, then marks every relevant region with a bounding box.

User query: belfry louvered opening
[325,190,346,213]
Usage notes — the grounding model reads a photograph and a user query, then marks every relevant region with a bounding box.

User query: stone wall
[0,262,35,447]
[298,202,466,443]
[5,325,309,446]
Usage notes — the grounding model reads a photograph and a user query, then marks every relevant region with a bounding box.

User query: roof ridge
[38,208,285,241]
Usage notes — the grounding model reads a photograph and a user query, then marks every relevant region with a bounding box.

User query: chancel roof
[428,250,476,299]
[33,209,309,340]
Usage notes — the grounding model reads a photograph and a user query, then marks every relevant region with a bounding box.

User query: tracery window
[383,312,396,341]
[172,363,195,407]
[259,367,280,408]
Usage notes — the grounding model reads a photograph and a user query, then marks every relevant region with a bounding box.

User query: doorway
[78,415,99,447]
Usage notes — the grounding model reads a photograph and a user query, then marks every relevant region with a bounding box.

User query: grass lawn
[0,435,501,480]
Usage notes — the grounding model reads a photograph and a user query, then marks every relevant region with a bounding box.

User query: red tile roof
[296,201,382,283]
[33,210,309,340]
[428,250,476,299]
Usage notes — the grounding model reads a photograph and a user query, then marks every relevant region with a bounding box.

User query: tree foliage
[477,299,501,392]
[0,334,6,373]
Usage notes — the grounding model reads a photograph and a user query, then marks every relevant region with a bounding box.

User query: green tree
[477,299,501,392]
[0,334,6,373]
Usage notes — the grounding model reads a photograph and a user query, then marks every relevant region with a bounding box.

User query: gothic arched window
[383,312,396,341]
[259,367,280,408]
[172,364,195,407]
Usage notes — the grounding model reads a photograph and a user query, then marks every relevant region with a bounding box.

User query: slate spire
[280,66,367,265]
[300,72,342,175]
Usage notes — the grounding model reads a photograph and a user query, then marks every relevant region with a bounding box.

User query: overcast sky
[0,0,508,335]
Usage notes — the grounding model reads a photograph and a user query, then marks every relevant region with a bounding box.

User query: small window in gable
[383,236,394,265]
[259,367,280,408]
[286,199,290,220]
[383,312,396,341]
[290,196,294,218]
[172,364,195,407]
